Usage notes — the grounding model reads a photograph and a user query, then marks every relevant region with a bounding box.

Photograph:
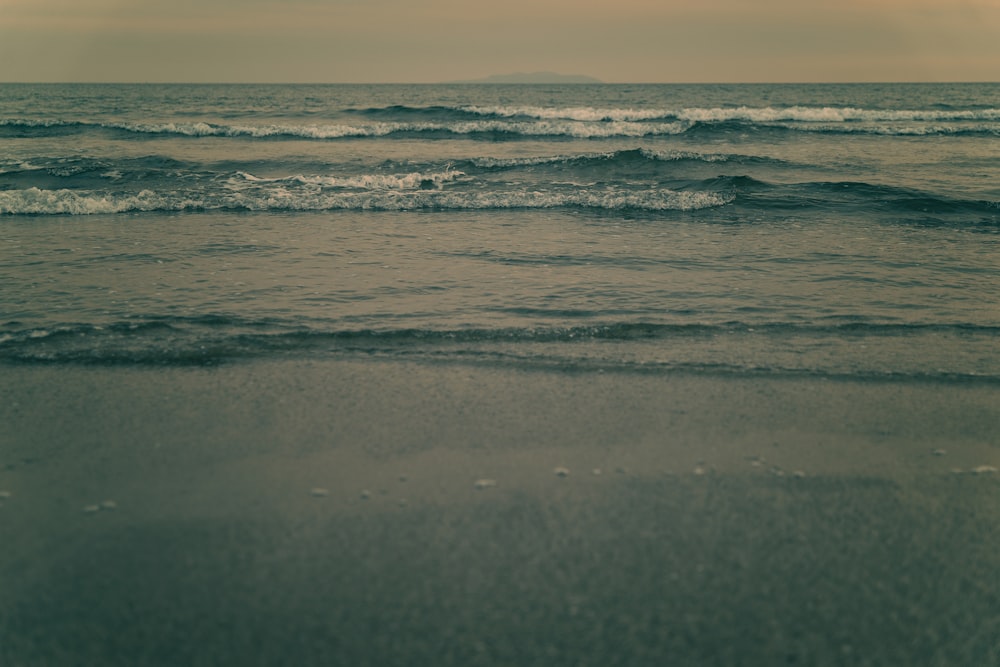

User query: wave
[0,185,733,215]
[764,122,1000,137]
[467,147,775,170]
[4,319,999,383]
[3,110,997,140]
[3,147,996,221]
[671,106,1000,123]
[740,180,1000,218]
[3,176,996,221]
[0,117,693,140]
[230,168,467,190]
[361,104,1000,123]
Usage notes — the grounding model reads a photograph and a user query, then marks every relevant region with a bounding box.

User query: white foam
[102,119,691,139]
[0,186,732,215]
[675,106,1000,123]
[232,169,466,190]
[102,121,399,139]
[471,148,730,169]
[639,148,732,162]
[460,105,671,122]
[428,189,734,212]
[0,187,170,215]
[5,106,997,143]
[0,159,46,174]
[471,154,591,169]
[770,122,1000,136]
[0,118,72,128]
[460,104,1000,123]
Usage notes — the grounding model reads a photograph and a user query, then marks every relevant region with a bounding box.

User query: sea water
[1,83,998,380]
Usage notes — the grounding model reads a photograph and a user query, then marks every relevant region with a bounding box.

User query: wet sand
[2,359,999,666]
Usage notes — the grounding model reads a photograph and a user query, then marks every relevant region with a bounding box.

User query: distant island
[448,72,603,84]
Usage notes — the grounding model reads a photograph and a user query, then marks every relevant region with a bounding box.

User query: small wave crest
[4,106,996,140]
[0,186,733,215]
[436,104,1000,125]
[231,169,466,190]
[5,320,1000,382]
[460,105,674,122]
[0,188,175,215]
[0,117,693,140]
[674,106,1000,123]
[470,148,741,169]
[341,103,1000,124]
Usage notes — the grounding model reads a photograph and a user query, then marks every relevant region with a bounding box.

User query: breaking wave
[469,148,758,169]
[0,186,733,215]
[230,169,467,190]
[5,104,995,141]
[370,104,1000,123]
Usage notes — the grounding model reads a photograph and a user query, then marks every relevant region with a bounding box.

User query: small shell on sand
[100,500,117,510]
[592,468,602,476]
[554,467,570,478]
[692,465,707,476]
[360,490,371,500]
[474,479,497,490]
[82,504,101,514]
[309,488,330,497]
[0,490,11,499]
[932,449,947,457]
[792,470,807,479]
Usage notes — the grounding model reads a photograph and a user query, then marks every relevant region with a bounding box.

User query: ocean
[1,83,998,381]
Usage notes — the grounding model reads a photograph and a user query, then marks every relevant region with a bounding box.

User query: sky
[0,0,998,83]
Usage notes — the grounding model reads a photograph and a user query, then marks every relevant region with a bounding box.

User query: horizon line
[1,80,998,86]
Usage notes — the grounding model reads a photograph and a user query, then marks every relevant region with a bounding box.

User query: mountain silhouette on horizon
[448,71,602,84]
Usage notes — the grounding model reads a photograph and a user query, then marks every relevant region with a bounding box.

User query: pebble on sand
[0,491,11,499]
[309,488,330,497]
[932,449,947,457]
[360,490,371,500]
[81,499,118,513]
[592,468,602,476]
[554,467,570,478]
[474,479,498,490]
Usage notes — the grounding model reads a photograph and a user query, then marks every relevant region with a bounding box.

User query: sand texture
[2,359,999,666]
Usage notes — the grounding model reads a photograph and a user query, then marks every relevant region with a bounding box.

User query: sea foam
[231,169,466,190]
[0,186,732,215]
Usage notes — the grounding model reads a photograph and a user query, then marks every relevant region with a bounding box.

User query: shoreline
[2,358,998,665]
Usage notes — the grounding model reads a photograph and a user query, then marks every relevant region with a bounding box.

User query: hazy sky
[1,0,998,83]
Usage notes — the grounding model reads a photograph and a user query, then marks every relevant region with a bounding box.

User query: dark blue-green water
[1,83,998,378]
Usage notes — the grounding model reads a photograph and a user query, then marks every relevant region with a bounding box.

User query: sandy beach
[2,358,998,666]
